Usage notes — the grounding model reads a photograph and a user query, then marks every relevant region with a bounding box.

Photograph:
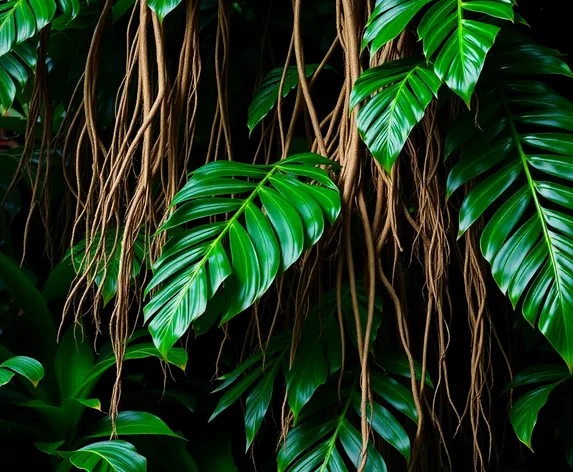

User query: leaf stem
[319,383,355,471]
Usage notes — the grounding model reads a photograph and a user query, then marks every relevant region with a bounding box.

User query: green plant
[0,253,191,471]
[145,154,341,355]
[2,0,573,470]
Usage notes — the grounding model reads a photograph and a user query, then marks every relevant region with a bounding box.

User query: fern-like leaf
[351,56,441,172]
[448,37,573,370]
[144,154,341,356]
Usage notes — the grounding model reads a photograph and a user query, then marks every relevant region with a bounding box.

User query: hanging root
[3,27,54,264]
[60,0,203,420]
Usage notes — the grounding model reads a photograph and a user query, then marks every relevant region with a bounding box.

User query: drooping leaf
[0,355,43,387]
[286,339,329,421]
[354,398,411,463]
[75,343,187,398]
[339,419,387,471]
[509,382,561,450]
[75,398,102,411]
[371,373,418,423]
[36,440,65,455]
[448,39,573,370]
[0,41,36,113]
[145,154,341,356]
[350,57,441,172]
[63,440,146,472]
[244,361,280,450]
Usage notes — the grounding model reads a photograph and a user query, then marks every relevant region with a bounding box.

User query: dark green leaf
[510,382,561,450]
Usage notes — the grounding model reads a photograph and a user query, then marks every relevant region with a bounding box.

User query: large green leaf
[0,40,36,113]
[362,0,514,105]
[209,287,385,454]
[339,419,387,471]
[244,360,280,450]
[350,57,441,172]
[278,379,401,471]
[448,39,573,370]
[0,0,56,57]
[417,0,514,105]
[88,411,183,439]
[509,382,561,450]
[247,65,325,134]
[362,0,434,54]
[354,398,410,463]
[64,440,146,472]
[0,355,43,387]
[144,154,341,356]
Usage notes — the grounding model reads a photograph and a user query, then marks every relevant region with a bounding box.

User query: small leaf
[510,382,561,450]
[0,356,44,387]
[248,65,327,133]
[244,361,280,450]
[286,341,328,421]
[147,0,182,22]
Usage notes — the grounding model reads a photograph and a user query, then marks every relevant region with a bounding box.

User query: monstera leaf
[362,0,514,106]
[144,154,341,356]
[350,56,441,171]
[448,38,573,369]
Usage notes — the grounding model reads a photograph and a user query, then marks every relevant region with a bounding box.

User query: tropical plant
[2,0,573,471]
[209,287,426,469]
[145,154,341,355]
[0,253,193,471]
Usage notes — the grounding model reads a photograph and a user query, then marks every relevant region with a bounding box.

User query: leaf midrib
[0,0,27,37]
[383,66,421,153]
[502,96,566,324]
[457,0,463,60]
[318,386,354,471]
